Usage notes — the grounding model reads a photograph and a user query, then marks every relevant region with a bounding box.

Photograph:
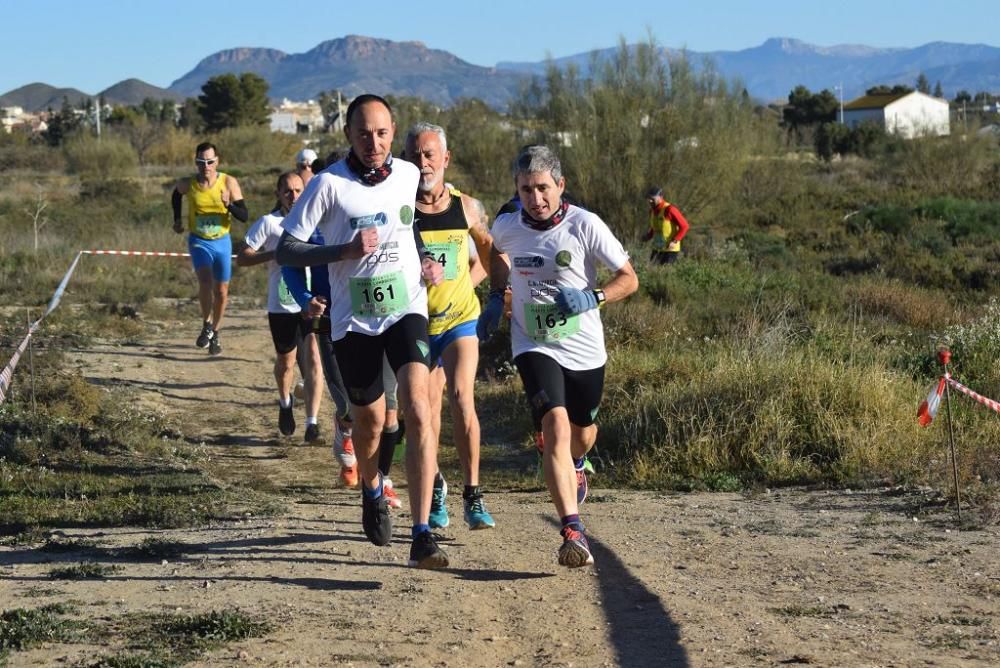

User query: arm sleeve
[280,265,313,308]
[667,205,689,242]
[276,230,352,267]
[171,189,182,221]
[413,225,432,259]
[227,199,249,223]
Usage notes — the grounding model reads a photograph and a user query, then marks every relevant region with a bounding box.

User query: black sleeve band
[171,189,182,221]
[276,231,349,267]
[227,199,249,223]
[413,225,433,260]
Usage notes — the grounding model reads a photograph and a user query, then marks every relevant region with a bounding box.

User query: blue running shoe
[575,463,588,505]
[558,524,594,568]
[429,476,449,529]
[463,493,496,530]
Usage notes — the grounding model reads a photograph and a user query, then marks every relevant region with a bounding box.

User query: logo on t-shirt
[399,205,414,226]
[513,255,544,268]
[350,212,389,229]
[555,250,572,268]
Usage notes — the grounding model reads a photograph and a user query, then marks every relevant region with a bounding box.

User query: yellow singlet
[187,173,232,240]
[416,194,481,336]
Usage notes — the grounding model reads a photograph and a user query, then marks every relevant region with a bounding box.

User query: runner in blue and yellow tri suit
[404,122,496,531]
[171,141,248,355]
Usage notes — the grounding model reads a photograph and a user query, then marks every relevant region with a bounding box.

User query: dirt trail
[2,306,998,667]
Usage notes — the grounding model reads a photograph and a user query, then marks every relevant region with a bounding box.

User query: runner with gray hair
[404,121,495,532]
[478,144,638,567]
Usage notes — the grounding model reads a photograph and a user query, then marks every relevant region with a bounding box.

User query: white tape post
[1,249,201,405]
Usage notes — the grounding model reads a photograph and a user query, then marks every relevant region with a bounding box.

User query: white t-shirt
[491,204,630,370]
[281,158,425,340]
[244,211,302,315]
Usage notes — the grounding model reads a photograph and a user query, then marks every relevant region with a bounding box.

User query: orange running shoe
[382,477,402,510]
[340,465,359,488]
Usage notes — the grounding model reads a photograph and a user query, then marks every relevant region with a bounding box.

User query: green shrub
[63,135,139,178]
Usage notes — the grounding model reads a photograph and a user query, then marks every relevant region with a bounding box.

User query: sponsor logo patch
[350,212,389,230]
[513,255,544,268]
[399,205,414,226]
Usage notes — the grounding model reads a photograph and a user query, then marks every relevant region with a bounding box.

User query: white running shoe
[333,424,356,467]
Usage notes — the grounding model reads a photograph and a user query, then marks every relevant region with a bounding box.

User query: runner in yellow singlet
[171,142,248,355]
[404,122,496,531]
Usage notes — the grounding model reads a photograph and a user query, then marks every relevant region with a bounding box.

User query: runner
[295,148,319,187]
[404,122,495,530]
[643,186,690,265]
[478,145,638,567]
[276,94,448,569]
[235,172,324,438]
[171,142,248,356]
[282,251,405,509]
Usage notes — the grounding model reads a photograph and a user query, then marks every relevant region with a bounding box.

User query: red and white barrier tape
[945,372,1000,414]
[918,371,1000,426]
[82,250,191,257]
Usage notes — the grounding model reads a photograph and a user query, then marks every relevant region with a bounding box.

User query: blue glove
[477,291,505,340]
[555,287,598,315]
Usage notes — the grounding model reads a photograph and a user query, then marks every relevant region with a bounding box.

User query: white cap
[296,148,318,166]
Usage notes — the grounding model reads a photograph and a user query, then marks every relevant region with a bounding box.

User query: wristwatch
[593,288,607,309]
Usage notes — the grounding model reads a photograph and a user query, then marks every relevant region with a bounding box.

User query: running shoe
[208,330,222,356]
[333,426,357,467]
[304,423,321,444]
[463,493,496,530]
[408,530,448,569]
[575,462,589,505]
[558,524,594,568]
[340,465,358,488]
[361,486,392,546]
[278,398,295,436]
[429,476,449,529]
[383,477,402,510]
[195,320,213,348]
[583,456,595,475]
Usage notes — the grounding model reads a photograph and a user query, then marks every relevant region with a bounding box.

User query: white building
[269,99,325,134]
[842,91,950,138]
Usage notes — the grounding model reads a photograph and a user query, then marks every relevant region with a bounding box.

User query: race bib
[277,271,310,307]
[277,277,297,306]
[349,272,407,317]
[425,242,459,281]
[195,214,223,237]
[524,302,580,343]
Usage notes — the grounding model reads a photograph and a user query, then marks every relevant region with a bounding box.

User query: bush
[63,135,139,178]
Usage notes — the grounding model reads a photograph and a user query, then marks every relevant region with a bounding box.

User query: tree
[916,73,930,94]
[783,86,838,142]
[43,96,82,146]
[197,73,270,132]
[933,81,944,98]
[866,84,914,96]
[954,90,972,104]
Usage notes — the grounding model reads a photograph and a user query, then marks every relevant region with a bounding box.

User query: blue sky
[3,0,999,94]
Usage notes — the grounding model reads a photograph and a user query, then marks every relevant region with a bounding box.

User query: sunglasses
[195,158,217,165]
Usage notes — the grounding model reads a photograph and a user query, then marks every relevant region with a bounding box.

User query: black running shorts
[268,312,303,354]
[333,313,430,406]
[514,351,605,427]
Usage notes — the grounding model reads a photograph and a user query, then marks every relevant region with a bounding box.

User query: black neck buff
[347,151,393,186]
[521,199,569,231]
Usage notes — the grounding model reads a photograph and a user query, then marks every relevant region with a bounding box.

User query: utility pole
[834,83,844,124]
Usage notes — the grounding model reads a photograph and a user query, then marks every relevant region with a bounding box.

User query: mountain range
[3,35,998,113]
